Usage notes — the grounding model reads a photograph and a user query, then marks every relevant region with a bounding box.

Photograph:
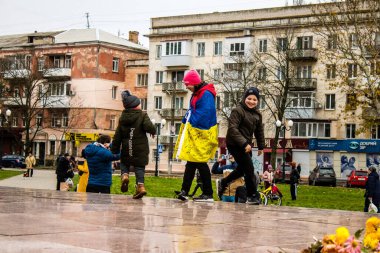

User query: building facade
[147,3,380,177]
[0,29,148,165]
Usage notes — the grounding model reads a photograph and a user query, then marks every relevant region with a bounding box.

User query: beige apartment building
[147,3,380,177]
[0,29,148,165]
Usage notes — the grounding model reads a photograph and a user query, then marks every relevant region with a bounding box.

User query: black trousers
[181,162,213,196]
[86,184,110,194]
[27,168,33,177]
[290,183,297,200]
[222,145,257,197]
[56,176,65,191]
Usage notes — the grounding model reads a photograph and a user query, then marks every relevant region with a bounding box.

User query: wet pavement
[0,185,371,253]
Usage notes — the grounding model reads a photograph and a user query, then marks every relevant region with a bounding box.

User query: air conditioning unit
[69,90,76,96]
[315,102,323,109]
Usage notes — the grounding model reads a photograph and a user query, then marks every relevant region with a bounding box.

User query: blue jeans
[120,163,145,184]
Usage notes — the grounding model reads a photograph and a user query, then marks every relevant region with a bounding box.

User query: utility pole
[168,80,176,175]
[85,12,90,29]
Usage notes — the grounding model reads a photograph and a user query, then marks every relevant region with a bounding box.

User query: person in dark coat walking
[111,90,156,199]
[289,161,300,200]
[218,87,265,205]
[364,165,380,213]
[56,153,71,191]
[84,135,120,194]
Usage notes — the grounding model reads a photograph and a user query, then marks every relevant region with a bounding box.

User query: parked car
[308,166,336,187]
[346,169,368,188]
[0,155,26,168]
[274,165,292,183]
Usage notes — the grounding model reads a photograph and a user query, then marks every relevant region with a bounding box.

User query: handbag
[65,178,74,188]
[369,200,378,213]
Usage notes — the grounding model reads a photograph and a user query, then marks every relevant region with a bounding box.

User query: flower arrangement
[302,216,380,253]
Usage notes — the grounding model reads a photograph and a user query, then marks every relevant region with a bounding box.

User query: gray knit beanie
[121,90,140,109]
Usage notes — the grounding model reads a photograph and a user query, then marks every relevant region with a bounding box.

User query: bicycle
[259,183,282,206]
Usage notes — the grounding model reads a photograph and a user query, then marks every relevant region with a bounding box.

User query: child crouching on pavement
[111,90,156,199]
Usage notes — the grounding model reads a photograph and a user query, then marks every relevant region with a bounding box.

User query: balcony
[159,108,187,120]
[284,107,318,119]
[162,82,188,93]
[159,135,178,144]
[3,69,30,79]
[2,97,27,106]
[161,55,191,67]
[362,107,380,120]
[288,49,318,61]
[43,96,71,108]
[43,68,72,79]
[289,78,317,91]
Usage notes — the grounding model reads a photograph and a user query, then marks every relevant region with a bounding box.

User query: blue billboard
[309,139,380,153]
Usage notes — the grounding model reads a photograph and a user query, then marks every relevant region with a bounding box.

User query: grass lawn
[0,170,24,180]
[71,174,365,212]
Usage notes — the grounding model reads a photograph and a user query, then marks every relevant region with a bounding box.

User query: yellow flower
[335,227,350,245]
[323,234,336,246]
[364,233,379,250]
[366,217,380,234]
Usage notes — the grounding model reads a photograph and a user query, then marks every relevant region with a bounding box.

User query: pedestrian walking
[25,152,36,177]
[56,153,71,191]
[364,165,380,213]
[174,69,218,202]
[84,135,120,194]
[290,161,300,200]
[111,90,156,199]
[218,87,265,205]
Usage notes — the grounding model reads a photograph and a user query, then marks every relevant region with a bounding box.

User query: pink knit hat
[183,69,201,86]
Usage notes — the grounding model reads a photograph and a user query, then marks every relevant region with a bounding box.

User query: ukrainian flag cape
[174,84,218,162]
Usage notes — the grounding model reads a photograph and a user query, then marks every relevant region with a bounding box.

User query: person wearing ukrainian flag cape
[174,69,218,202]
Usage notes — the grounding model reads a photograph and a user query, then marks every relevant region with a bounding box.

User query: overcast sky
[0,0,319,47]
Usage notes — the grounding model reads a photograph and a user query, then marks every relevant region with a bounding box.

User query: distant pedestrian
[263,165,274,189]
[364,165,380,213]
[56,153,71,191]
[297,163,301,175]
[25,153,36,177]
[289,161,300,200]
[111,90,156,199]
[85,135,120,194]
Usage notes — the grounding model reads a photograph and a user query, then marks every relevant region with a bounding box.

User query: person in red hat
[174,69,218,202]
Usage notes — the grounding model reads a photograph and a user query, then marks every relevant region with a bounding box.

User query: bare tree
[313,0,380,133]
[0,52,76,154]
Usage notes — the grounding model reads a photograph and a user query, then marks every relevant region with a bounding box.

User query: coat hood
[118,109,143,126]
[84,142,104,158]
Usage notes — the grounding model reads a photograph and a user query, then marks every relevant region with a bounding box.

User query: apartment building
[0,29,148,164]
[147,2,380,177]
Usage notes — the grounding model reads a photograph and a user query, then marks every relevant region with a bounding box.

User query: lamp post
[275,119,293,183]
[152,119,166,177]
[0,109,12,156]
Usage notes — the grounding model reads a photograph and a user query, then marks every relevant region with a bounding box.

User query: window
[62,113,68,127]
[349,33,358,48]
[223,91,243,107]
[214,41,222,55]
[327,35,337,50]
[346,124,356,139]
[36,114,42,127]
[348,64,358,78]
[196,69,204,80]
[112,86,117,100]
[326,64,336,79]
[49,83,65,96]
[165,41,182,55]
[325,94,336,110]
[156,45,162,59]
[65,55,71,68]
[288,93,313,108]
[213,69,221,80]
[50,141,56,155]
[51,114,62,127]
[277,66,285,80]
[197,42,205,57]
[291,122,331,137]
[296,66,312,78]
[12,116,18,127]
[175,123,181,135]
[297,36,313,49]
[175,97,184,109]
[258,39,267,53]
[112,58,119,72]
[258,96,266,110]
[154,96,162,110]
[215,95,221,109]
[277,38,288,52]
[258,67,267,81]
[110,115,116,130]
[53,56,61,68]
[156,71,163,84]
[38,58,45,71]
[137,74,148,86]
[346,93,357,110]
[22,115,26,127]
[14,88,19,98]
[370,61,380,76]
[230,43,245,56]
[140,98,147,111]
[60,141,66,154]
[372,125,380,139]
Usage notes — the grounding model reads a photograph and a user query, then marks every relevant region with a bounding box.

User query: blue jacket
[84,142,120,187]
[211,161,238,174]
